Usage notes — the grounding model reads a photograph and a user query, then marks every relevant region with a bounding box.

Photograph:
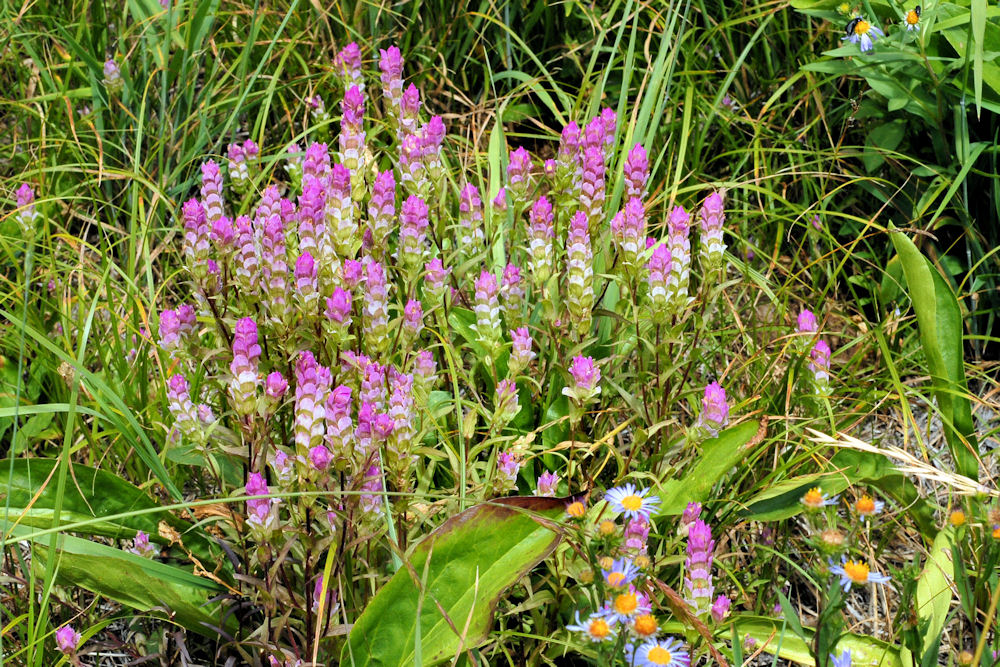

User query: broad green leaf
[734,615,902,666]
[447,307,489,359]
[656,420,761,515]
[0,458,219,564]
[14,523,230,636]
[901,527,955,667]
[742,472,838,522]
[863,120,906,173]
[342,496,564,666]
[890,228,978,479]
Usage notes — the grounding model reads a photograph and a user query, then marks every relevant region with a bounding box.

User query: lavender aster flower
[831,650,852,667]
[229,317,261,416]
[842,16,884,52]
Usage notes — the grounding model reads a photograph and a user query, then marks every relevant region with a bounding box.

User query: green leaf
[733,615,902,666]
[863,120,906,173]
[656,420,761,515]
[742,472,838,522]
[13,523,230,637]
[0,458,219,564]
[342,496,565,666]
[901,527,955,667]
[889,228,979,479]
[973,0,987,115]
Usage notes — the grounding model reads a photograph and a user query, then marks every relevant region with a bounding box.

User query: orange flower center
[843,560,870,584]
[855,495,876,515]
[588,618,611,639]
[647,646,674,664]
[802,488,824,508]
[621,495,644,511]
[607,572,627,588]
[599,520,616,536]
[854,19,871,35]
[950,510,966,526]
[567,501,586,518]
[906,10,919,25]
[634,614,658,637]
[993,525,1000,540]
[614,593,638,615]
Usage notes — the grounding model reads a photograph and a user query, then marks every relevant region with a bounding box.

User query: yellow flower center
[598,556,614,570]
[843,560,870,584]
[906,9,919,25]
[855,495,876,515]
[854,19,871,35]
[635,554,651,569]
[588,617,611,639]
[993,525,1000,540]
[621,495,644,511]
[567,501,586,518]
[950,510,966,526]
[647,646,674,664]
[802,488,824,508]
[838,2,850,12]
[614,592,638,615]
[607,572,627,588]
[598,519,616,536]
[634,614,658,637]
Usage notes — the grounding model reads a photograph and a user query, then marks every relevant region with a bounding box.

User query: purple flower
[536,471,558,497]
[809,339,832,391]
[368,170,396,249]
[565,211,594,334]
[797,308,818,334]
[495,379,520,424]
[335,42,364,91]
[310,444,332,471]
[325,385,353,456]
[474,270,502,354]
[685,519,716,618]
[324,288,353,330]
[166,374,200,439]
[699,190,727,270]
[130,530,158,558]
[646,242,673,322]
[681,502,702,531]
[360,461,384,515]
[339,85,366,173]
[182,198,211,278]
[199,161,224,225]
[624,144,649,200]
[55,625,80,655]
[398,132,427,194]
[379,45,404,112]
[507,147,532,202]
[399,195,429,272]
[458,183,485,250]
[342,258,363,290]
[294,351,331,452]
[496,451,521,489]
[294,252,319,313]
[528,196,555,286]
[103,58,123,92]
[492,187,508,213]
[298,177,327,255]
[424,258,451,308]
[246,472,277,530]
[229,317,261,415]
[15,183,38,235]
[328,164,356,256]
[611,197,647,277]
[509,327,536,375]
[373,412,395,441]
[711,594,731,623]
[399,83,421,136]
[403,299,424,338]
[697,382,729,436]
[412,350,437,388]
[563,355,601,404]
[579,146,605,232]
[265,371,288,401]
[261,215,289,322]
[667,205,692,312]
[624,518,650,554]
[362,261,390,357]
